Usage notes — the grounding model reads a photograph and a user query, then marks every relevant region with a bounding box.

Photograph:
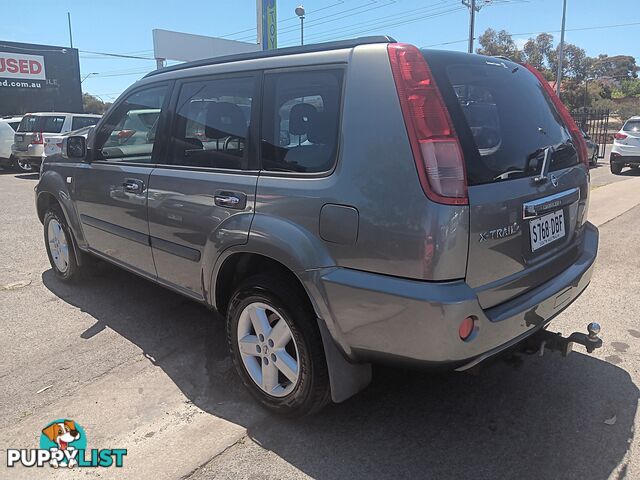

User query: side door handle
[214,191,247,210]
[123,178,145,194]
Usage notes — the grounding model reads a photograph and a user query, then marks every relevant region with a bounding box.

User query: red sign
[0,52,46,80]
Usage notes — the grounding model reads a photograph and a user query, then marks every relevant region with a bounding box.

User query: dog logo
[6,418,126,468]
[40,419,85,468]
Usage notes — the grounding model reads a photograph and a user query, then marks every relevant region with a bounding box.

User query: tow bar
[525,322,602,357]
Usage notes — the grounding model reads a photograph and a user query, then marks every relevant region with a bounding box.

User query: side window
[72,116,99,130]
[170,76,255,170]
[95,85,167,163]
[261,69,343,173]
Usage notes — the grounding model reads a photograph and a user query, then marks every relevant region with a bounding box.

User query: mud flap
[317,318,372,403]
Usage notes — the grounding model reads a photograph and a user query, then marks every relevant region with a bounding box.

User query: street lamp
[81,72,98,83]
[295,5,305,46]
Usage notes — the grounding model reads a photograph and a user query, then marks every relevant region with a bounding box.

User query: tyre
[43,208,84,281]
[590,151,598,166]
[610,162,623,175]
[226,273,330,416]
[15,157,33,173]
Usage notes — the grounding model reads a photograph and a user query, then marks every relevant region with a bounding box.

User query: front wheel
[610,162,623,175]
[226,274,330,416]
[15,157,32,173]
[44,208,83,281]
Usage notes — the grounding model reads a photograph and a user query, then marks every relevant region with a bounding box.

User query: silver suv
[35,37,599,415]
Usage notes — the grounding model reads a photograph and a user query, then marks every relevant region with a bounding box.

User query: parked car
[36,38,599,415]
[0,116,22,170]
[12,112,100,173]
[43,125,96,162]
[582,130,599,166]
[610,116,640,174]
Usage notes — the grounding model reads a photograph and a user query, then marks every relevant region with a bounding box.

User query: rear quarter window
[72,116,99,130]
[426,52,578,185]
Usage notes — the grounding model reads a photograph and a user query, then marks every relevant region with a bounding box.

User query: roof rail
[144,35,397,78]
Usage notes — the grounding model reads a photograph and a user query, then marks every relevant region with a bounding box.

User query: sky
[1,0,638,101]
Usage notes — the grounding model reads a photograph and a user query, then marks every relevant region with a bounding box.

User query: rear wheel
[610,162,623,175]
[226,274,330,416]
[15,157,32,173]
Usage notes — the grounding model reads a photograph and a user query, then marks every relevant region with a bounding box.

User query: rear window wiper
[533,142,569,185]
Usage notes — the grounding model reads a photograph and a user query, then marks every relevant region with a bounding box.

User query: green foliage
[475,28,639,109]
[82,93,111,114]
[476,28,522,61]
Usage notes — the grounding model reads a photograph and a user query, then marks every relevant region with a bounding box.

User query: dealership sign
[0,52,46,80]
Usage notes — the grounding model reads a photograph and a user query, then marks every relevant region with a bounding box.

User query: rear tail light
[117,129,136,140]
[520,63,589,169]
[387,43,467,205]
[614,133,628,140]
[32,132,43,144]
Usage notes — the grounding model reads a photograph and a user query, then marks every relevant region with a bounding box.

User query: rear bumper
[313,222,598,368]
[611,144,640,163]
[12,145,44,163]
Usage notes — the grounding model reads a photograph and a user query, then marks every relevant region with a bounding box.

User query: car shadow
[14,173,39,180]
[42,265,637,480]
[619,168,640,177]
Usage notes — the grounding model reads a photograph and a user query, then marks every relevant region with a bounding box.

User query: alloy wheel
[47,219,69,273]
[236,302,300,397]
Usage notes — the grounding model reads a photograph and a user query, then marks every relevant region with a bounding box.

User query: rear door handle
[214,191,247,209]
[123,178,145,194]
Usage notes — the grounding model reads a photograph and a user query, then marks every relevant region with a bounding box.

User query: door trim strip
[150,236,201,262]
[80,214,149,246]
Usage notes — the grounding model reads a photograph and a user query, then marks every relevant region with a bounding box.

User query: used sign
[0,52,46,80]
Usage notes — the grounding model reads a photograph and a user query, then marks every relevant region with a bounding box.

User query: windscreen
[425,52,578,185]
[18,115,66,133]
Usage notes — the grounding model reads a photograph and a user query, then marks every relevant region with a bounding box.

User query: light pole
[556,0,567,97]
[295,5,305,46]
[81,72,98,83]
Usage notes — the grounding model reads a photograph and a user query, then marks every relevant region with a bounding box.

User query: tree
[82,93,111,114]
[522,33,554,71]
[592,54,638,79]
[476,28,522,61]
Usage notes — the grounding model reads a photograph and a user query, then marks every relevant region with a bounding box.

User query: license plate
[16,135,24,142]
[529,209,565,252]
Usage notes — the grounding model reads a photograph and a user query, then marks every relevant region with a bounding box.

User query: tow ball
[526,322,602,357]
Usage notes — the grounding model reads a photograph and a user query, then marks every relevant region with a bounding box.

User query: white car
[610,116,640,174]
[43,125,95,159]
[0,116,22,170]
[12,112,100,173]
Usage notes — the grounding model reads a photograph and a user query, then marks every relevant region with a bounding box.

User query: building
[0,40,82,116]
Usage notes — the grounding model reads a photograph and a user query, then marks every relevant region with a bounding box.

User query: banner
[0,52,46,80]
[262,0,277,50]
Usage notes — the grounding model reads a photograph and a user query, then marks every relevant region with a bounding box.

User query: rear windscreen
[425,52,578,185]
[18,115,66,133]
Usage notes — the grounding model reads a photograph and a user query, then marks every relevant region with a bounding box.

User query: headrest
[205,102,246,140]
[307,111,333,144]
[289,103,317,136]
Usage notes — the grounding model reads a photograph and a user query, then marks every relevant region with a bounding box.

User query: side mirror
[62,136,87,160]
